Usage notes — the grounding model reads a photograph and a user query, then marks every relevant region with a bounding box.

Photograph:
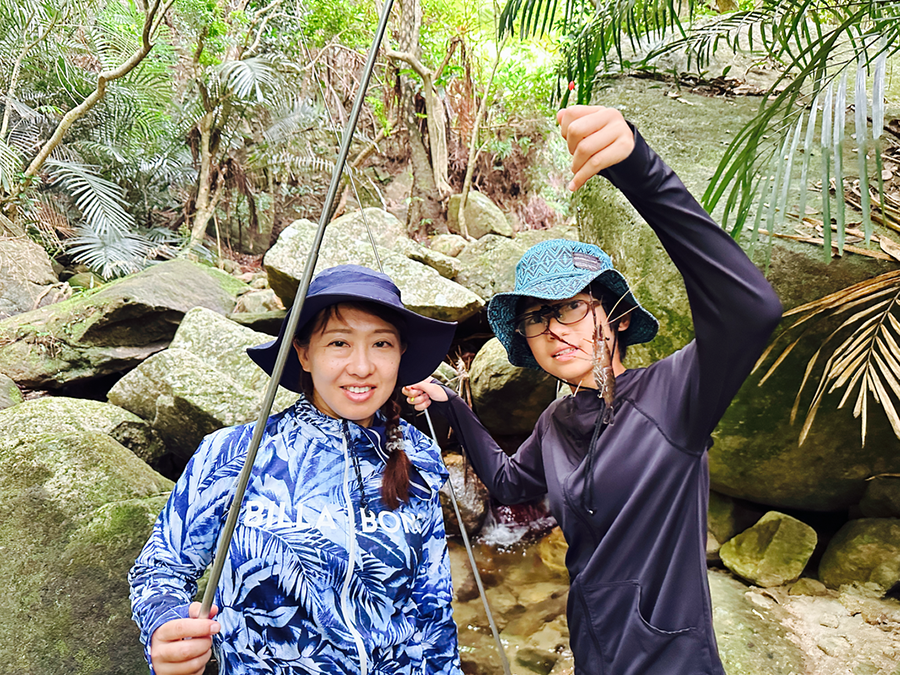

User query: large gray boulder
[0,396,165,463]
[719,511,817,587]
[0,237,69,320]
[469,338,558,436]
[108,307,297,458]
[454,235,527,300]
[0,400,173,675]
[448,191,514,239]
[453,224,580,301]
[0,259,246,389]
[264,210,484,322]
[818,518,900,594]
[577,77,900,511]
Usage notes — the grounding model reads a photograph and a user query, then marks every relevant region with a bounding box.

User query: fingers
[401,381,448,410]
[151,614,220,675]
[557,106,634,191]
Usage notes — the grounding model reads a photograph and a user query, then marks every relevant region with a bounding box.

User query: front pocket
[573,580,710,675]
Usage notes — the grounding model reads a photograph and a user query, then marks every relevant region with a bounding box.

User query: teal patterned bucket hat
[487,239,658,370]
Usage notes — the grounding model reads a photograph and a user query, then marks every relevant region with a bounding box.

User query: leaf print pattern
[129,395,462,675]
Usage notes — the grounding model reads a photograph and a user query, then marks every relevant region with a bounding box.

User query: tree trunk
[188,110,222,248]
[396,0,448,237]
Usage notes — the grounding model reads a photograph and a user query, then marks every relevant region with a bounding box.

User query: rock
[789,577,829,596]
[514,223,580,249]
[0,403,172,675]
[263,211,484,322]
[720,511,817,587]
[859,475,900,518]
[108,308,297,458]
[66,271,104,289]
[429,233,468,257]
[708,490,739,544]
[709,570,807,674]
[0,237,69,320]
[537,527,569,579]
[0,259,245,390]
[394,237,461,278]
[448,191,514,239]
[819,518,900,594]
[454,234,527,300]
[0,374,22,410]
[228,309,287,335]
[0,396,166,464]
[469,338,558,436]
[232,288,284,314]
[440,453,490,537]
[576,77,900,511]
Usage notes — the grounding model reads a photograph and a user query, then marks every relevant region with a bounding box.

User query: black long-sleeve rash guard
[432,127,783,675]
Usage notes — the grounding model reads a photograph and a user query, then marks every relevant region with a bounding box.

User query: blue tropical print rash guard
[129,395,463,675]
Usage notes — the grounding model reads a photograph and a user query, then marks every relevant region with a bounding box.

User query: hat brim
[487,269,658,370]
[248,291,456,392]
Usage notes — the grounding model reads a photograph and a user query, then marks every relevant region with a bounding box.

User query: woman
[129,264,462,675]
[405,106,783,675]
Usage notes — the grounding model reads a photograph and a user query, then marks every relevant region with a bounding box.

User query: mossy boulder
[469,337,558,436]
[0,396,165,464]
[818,518,900,594]
[453,224,578,302]
[719,511,817,587]
[264,210,484,322]
[0,373,22,410]
[859,475,900,518]
[448,191,514,239]
[578,77,900,511]
[0,259,245,390]
[108,307,296,458]
[0,402,173,675]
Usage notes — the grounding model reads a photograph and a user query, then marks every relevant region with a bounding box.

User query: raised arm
[560,105,782,448]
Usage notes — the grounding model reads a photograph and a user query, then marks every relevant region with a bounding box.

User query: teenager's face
[293,306,405,427]
[522,293,629,389]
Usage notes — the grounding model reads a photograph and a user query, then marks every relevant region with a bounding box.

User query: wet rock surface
[450,530,900,675]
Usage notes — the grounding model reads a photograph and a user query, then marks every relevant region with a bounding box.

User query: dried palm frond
[754,269,900,446]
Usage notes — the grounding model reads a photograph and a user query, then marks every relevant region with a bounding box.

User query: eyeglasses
[514,299,598,339]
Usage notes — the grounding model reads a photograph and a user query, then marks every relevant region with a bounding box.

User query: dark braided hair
[294,301,412,511]
[380,394,411,510]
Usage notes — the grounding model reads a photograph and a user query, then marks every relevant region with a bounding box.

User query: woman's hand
[402,380,448,411]
[150,603,220,675]
[557,105,635,192]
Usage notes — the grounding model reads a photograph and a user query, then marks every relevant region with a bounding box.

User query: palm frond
[756,270,900,445]
[66,225,154,279]
[218,56,278,103]
[46,158,136,237]
[0,137,21,192]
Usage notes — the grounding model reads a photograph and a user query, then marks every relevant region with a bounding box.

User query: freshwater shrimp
[590,303,615,424]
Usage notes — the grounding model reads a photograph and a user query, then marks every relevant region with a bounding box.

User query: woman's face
[293,305,405,427]
[522,293,629,389]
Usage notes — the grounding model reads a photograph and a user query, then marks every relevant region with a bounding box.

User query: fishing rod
[199,0,395,617]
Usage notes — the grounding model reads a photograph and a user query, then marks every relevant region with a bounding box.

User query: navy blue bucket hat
[247,265,457,391]
[487,240,658,370]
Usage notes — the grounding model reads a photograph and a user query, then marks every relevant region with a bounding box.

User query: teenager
[130,265,462,675]
[405,106,783,675]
